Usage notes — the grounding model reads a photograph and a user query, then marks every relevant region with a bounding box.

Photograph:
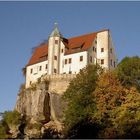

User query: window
[110,59,112,66]
[95,40,97,44]
[61,49,63,53]
[110,48,112,53]
[93,47,95,51]
[30,68,33,74]
[30,81,32,85]
[69,71,72,74]
[54,55,57,60]
[114,61,116,67]
[69,58,72,64]
[54,69,57,73]
[90,56,92,63]
[39,66,42,71]
[55,40,58,44]
[80,56,83,61]
[101,48,104,52]
[65,59,67,64]
[101,59,104,65]
[46,64,48,69]
[95,48,96,52]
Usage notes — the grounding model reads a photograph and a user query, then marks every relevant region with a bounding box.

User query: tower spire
[54,22,58,29]
[50,22,62,37]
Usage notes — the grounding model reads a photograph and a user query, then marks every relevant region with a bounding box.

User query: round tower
[48,23,62,75]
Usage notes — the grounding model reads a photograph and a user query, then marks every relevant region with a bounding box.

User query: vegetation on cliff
[0,110,23,138]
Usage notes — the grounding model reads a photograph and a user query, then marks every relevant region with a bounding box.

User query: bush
[0,120,10,138]
[3,110,21,126]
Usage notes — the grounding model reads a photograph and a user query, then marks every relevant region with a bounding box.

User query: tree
[63,64,102,137]
[93,71,140,138]
[111,87,140,138]
[93,71,127,138]
[116,56,140,91]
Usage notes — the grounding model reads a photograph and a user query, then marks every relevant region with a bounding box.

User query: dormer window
[55,40,58,44]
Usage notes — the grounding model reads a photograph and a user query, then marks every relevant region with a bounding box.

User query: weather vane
[54,22,58,28]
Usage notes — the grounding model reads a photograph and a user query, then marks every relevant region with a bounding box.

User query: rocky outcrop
[14,78,69,138]
[15,82,50,123]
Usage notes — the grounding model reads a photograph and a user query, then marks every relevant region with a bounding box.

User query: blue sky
[0,1,140,112]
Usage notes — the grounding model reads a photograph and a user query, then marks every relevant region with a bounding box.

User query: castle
[25,24,117,88]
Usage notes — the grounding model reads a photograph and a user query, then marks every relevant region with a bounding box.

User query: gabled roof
[64,32,97,55]
[27,43,48,66]
[26,29,108,66]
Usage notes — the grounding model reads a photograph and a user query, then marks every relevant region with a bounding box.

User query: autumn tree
[93,71,140,138]
[111,87,140,138]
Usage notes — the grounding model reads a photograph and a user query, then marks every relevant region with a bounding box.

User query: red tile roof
[27,43,48,66]
[26,29,108,66]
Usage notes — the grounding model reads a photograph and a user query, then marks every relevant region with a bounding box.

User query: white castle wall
[26,61,48,88]
[63,51,88,74]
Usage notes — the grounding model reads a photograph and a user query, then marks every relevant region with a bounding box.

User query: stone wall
[43,74,76,95]
[15,74,76,123]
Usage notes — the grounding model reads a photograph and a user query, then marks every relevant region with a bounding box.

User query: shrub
[3,110,21,126]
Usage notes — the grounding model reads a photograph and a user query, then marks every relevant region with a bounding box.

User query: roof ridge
[68,29,109,40]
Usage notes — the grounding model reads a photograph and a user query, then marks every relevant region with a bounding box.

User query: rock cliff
[14,76,72,138]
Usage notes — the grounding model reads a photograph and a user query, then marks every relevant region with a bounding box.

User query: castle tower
[48,23,62,75]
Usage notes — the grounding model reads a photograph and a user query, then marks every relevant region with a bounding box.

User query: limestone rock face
[14,77,71,138]
[15,82,50,123]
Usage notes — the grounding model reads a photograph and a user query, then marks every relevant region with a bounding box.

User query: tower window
[111,59,112,66]
[93,46,95,51]
[61,49,63,53]
[101,48,104,52]
[110,48,113,53]
[69,58,72,64]
[54,55,57,60]
[55,40,58,44]
[39,66,42,71]
[101,59,104,65]
[80,56,83,61]
[54,69,57,73]
[30,68,33,74]
[65,59,67,64]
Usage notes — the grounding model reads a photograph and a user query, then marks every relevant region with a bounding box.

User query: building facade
[25,25,117,88]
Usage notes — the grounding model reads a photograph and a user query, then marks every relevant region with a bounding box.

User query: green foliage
[0,120,10,138]
[27,122,42,130]
[117,56,140,91]
[63,64,102,131]
[3,110,21,126]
